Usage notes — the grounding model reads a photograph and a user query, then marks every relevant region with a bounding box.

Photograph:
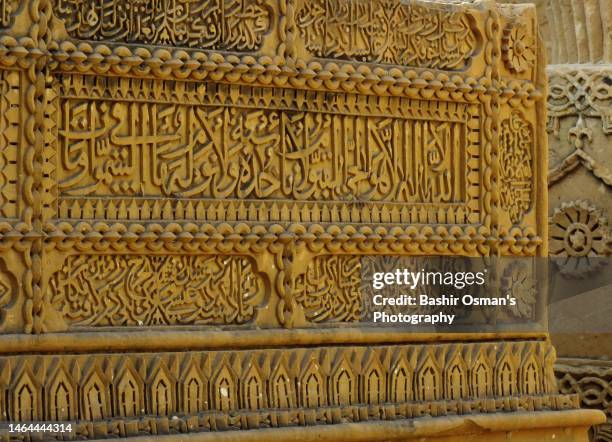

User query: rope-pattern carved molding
[0,223,545,256]
[39,222,542,256]
[49,48,542,105]
[0,40,543,105]
[0,341,568,434]
[0,0,18,28]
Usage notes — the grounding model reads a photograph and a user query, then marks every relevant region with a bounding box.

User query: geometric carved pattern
[547,66,612,186]
[500,111,533,224]
[556,360,612,442]
[502,20,536,74]
[0,341,571,439]
[548,69,612,137]
[295,0,478,69]
[592,424,612,442]
[49,254,264,327]
[557,363,612,415]
[52,0,272,51]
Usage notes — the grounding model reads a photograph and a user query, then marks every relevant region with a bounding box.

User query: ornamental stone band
[0,0,604,441]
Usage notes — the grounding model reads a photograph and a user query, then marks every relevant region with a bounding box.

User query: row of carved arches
[0,342,551,423]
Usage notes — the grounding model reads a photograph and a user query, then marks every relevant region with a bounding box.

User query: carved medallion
[502,20,536,74]
[549,201,610,277]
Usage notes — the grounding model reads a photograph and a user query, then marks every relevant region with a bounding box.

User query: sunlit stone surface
[0,0,604,440]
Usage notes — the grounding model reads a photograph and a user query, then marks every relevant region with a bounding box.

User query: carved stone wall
[0,0,603,440]
[503,0,611,65]
[548,43,612,442]
[503,1,612,441]
[542,4,611,442]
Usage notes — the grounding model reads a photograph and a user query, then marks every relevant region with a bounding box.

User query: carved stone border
[0,340,567,435]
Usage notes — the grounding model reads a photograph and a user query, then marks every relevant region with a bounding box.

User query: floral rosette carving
[502,20,536,74]
[500,260,536,320]
[549,201,610,277]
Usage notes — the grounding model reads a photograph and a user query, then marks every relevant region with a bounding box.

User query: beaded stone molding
[0,0,589,440]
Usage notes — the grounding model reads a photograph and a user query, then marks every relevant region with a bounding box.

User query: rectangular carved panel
[51,0,275,52]
[56,75,481,224]
[294,0,480,69]
[48,254,265,327]
[295,255,362,323]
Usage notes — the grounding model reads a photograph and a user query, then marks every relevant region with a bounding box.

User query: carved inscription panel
[49,254,265,327]
[56,75,482,224]
[52,0,274,51]
[49,0,484,71]
[500,111,533,224]
[295,0,479,69]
